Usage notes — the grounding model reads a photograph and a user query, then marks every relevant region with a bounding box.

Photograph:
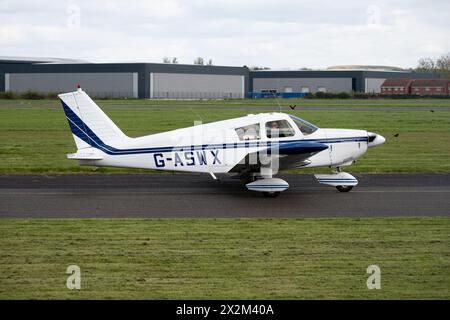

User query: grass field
[0,98,450,173]
[1,98,449,300]
[0,218,449,299]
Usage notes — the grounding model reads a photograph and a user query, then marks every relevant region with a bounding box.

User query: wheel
[263,192,281,198]
[336,185,353,192]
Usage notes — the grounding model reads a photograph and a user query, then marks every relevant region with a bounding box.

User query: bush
[46,92,59,99]
[336,92,351,99]
[314,91,335,98]
[0,91,18,99]
[20,91,46,99]
[352,92,371,99]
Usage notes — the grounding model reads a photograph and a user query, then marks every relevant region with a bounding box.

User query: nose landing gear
[314,171,358,192]
[262,191,281,198]
[336,185,353,192]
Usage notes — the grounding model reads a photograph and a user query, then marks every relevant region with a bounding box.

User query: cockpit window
[289,115,318,135]
[265,120,295,138]
[235,123,260,140]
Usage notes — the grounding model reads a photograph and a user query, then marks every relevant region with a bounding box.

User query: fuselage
[77,112,384,173]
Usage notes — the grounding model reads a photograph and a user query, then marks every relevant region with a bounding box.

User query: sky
[0,0,449,69]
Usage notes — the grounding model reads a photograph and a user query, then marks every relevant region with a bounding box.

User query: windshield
[289,115,318,135]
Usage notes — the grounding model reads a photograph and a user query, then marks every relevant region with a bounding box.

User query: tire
[336,185,353,192]
[263,192,281,198]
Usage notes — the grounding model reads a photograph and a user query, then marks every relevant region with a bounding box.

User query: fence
[151,91,244,99]
[248,92,309,99]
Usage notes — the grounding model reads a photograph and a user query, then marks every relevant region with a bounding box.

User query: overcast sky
[1,0,449,69]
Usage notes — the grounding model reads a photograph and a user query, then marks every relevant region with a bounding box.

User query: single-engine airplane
[59,87,385,197]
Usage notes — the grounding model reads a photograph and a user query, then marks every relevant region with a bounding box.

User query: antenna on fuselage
[272,92,282,113]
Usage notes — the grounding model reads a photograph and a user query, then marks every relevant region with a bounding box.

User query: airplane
[58,86,385,197]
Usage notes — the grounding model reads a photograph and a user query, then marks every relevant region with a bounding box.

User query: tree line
[160,52,450,79]
[415,53,450,79]
[162,57,213,65]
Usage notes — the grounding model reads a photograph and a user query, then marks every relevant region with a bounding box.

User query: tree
[162,57,171,63]
[194,57,204,65]
[416,57,436,72]
[416,53,450,79]
[250,66,271,70]
[207,59,213,66]
[436,53,450,79]
[172,57,178,64]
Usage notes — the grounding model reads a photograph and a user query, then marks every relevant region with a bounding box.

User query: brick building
[410,79,449,96]
[381,78,450,96]
[380,78,413,95]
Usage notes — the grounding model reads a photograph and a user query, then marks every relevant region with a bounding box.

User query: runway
[0,174,449,218]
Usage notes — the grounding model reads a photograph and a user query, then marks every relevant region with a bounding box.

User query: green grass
[0,218,449,299]
[0,98,450,173]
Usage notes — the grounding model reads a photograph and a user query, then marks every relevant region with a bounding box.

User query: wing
[229,140,328,173]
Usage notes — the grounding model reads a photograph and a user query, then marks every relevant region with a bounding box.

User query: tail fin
[58,87,127,150]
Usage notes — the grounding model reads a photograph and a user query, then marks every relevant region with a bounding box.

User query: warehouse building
[0,57,248,99]
[249,66,438,95]
[0,57,440,99]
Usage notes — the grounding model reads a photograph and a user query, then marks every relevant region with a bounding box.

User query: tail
[58,87,128,151]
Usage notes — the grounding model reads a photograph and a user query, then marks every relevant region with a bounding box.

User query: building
[380,78,450,96]
[0,57,441,99]
[0,56,248,99]
[380,78,413,95]
[250,66,437,95]
[410,79,449,96]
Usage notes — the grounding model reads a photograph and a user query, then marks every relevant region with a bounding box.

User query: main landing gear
[243,167,289,198]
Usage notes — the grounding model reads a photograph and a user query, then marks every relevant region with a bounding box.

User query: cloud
[0,0,449,68]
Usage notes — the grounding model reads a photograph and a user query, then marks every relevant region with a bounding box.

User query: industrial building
[250,66,439,95]
[0,57,248,99]
[0,57,440,99]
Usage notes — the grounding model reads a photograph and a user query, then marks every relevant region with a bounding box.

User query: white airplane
[59,87,385,197]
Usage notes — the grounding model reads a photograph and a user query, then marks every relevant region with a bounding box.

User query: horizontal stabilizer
[67,152,103,160]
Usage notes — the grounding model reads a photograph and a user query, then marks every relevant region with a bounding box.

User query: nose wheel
[263,191,281,198]
[315,172,358,192]
[336,185,353,192]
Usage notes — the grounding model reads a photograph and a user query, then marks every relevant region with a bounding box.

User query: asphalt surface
[0,173,449,218]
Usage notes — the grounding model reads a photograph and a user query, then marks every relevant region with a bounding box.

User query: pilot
[268,121,281,138]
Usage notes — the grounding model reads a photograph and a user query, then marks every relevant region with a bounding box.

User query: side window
[265,120,295,138]
[235,124,260,141]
